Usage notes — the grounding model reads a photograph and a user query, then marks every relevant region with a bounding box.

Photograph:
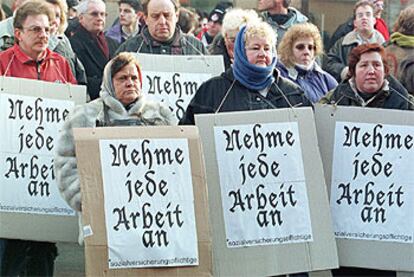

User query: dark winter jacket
[180,68,310,125]
[208,33,232,70]
[70,26,119,100]
[325,29,385,82]
[320,76,409,110]
[329,17,389,51]
[116,25,207,55]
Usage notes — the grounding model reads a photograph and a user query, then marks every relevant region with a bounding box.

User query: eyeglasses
[22,26,51,34]
[85,11,108,17]
[295,44,316,51]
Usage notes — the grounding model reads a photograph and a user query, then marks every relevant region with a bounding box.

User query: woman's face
[113,63,141,105]
[245,35,273,67]
[292,36,315,66]
[50,4,61,35]
[355,51,385,94]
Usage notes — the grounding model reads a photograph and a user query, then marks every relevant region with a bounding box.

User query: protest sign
[135,54,224,123]
[195,108,338,276]
[74,126,212,276]
[315,104,414,271]
[0,76,86,242]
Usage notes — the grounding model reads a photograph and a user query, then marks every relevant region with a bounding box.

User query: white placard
[0,93,75,216]
[142,71,212,123]
[99,138,198,269]
[331,122,414,243]
[214,122,313,248]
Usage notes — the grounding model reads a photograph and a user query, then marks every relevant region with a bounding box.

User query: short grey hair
[77,0,105,15]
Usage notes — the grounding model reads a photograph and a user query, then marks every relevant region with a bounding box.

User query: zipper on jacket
[36,61,41,80]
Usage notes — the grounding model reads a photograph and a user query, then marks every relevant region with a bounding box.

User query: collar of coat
[13,43,53,64]
[141,25,182,48]
[98,90,174,125]
[285,61,324,80]
[342,29,385,46]
[339,77,390,104]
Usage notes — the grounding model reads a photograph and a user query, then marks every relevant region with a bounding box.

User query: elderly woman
[55,52,174,215]
[277,23,337,103]
[321,43,410,109]
[46,0,87,85]
[209,8,260,70]
[180,21,309,125]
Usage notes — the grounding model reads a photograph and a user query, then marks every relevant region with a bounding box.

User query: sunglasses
[295,44,316,51]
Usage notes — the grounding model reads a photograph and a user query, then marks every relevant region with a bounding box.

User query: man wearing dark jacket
[328,0,389,50]
[325,0,384,82]
[70,0,119,100]
[116,0,206,55]
[179,69,308,125]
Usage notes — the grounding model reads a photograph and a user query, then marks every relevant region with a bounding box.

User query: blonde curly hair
[277,23,323,67]
[244,21,276,50]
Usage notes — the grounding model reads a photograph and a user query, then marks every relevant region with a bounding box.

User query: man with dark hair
[106,0,143,44]
[257,0,307,45]
[199,6,226,47]
[325,0,385,82]
[70,0,119,100]
[116,0,206,55]
[328,0,389,50]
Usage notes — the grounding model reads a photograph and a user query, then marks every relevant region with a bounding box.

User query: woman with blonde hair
[277,22,337,103]
[46,0,87,85]
[181,21,309,124]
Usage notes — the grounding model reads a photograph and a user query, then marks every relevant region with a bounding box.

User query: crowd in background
[0,0,413,276]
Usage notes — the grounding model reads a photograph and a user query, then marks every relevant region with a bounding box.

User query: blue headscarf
[232,25,277,91]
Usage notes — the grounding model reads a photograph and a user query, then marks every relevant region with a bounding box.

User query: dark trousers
[0,239,57,277]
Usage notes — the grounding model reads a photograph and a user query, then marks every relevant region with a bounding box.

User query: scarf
[232,26,276,91]
[96,31,109,59]
[390,32,414,48]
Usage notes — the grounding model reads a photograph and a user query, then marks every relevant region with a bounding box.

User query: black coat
[321,76,410,110]
[70,26,119,100]
[180,69,310,125]
[208,33,232,71]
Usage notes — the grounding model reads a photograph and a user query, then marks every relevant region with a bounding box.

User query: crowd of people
[0,0,413,275]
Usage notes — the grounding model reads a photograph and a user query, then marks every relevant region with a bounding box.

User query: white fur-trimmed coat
[54,93,174,213]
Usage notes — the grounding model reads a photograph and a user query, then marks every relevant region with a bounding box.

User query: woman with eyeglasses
[277,23,337,103]
[180,21,309,125]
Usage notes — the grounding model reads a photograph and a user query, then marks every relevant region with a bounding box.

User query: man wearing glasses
[0,0,76,82]
[325,0,385,82]
[0,1,76,276]
[69,0,119,100]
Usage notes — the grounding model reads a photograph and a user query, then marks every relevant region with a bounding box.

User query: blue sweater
[277,62,338,103]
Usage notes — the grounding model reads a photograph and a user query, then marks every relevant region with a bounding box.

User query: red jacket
[0,44,77,84]
[375,18,390,41]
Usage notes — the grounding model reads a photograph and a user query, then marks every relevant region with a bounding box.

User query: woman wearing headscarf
[277,22,337,103]
[55,52,174,219]
[180,21,309,125]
